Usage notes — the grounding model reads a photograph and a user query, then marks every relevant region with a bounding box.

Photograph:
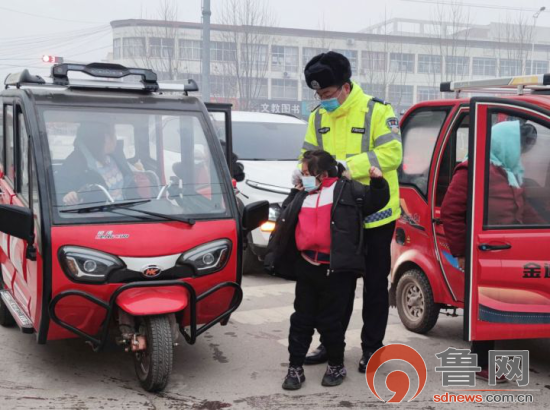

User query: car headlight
[59,246,125,283]
[177,239,232,277]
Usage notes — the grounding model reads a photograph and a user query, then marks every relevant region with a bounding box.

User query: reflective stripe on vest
[314,109,324,150]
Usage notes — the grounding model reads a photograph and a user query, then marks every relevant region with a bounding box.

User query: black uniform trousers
[288,256,357,367]
[341,221,396,354]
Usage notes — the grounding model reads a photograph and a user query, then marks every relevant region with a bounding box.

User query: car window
[435,113,469,207]
[4,105,14,184]
[18,111,29,202]
[229,121,307,160]
[484,114,550,227]
[399,109,449,196]
[0,100,3,174]
[41,107,229,223]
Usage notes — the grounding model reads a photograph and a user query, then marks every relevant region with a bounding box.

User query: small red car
[391,75,550,342]
[0,63,268,392]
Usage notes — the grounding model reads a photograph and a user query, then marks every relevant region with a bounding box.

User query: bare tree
[214,0,277,110]
[130,0,189,81]
[495,13,534,75]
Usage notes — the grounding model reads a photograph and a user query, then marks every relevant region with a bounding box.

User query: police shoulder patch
[386,117,400,133]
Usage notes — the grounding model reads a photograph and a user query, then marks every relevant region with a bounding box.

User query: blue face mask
[320,97,341,113]
[301,176,319,192]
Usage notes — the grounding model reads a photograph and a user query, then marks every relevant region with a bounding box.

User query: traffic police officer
[300,51,402,373]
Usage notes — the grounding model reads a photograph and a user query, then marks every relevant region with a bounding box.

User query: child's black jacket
[264,177,390,279]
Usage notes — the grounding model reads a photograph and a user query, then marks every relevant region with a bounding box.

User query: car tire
[133,315,173,392]
[396,269,440,334]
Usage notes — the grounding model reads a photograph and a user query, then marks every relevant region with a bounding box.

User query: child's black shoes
[282,366,306,390]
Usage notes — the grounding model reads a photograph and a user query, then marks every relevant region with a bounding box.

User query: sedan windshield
[212,116,307,161]
[42,107,230,223]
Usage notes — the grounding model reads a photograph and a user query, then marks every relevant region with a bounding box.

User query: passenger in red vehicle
[58,122,136,205]
[441,120,541,382]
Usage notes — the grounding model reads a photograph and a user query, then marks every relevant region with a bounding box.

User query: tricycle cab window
[41,108,230,223]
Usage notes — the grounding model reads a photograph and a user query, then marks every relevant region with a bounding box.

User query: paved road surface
[0,271,549,409]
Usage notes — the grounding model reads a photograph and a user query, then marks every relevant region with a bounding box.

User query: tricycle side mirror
[0,205,35,260]
[242,201,269,233]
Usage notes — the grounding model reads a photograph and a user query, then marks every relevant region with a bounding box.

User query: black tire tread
[135,315,173,392]
[396,269,440,334]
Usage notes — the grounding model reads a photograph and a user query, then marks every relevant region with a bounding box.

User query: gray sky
[1,0,549,79]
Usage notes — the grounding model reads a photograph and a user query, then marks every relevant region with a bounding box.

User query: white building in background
[110,18,550,118]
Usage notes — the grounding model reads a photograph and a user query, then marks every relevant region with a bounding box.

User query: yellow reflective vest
[301,82,402,228]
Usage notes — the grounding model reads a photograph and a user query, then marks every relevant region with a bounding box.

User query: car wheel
[396,269,440,334]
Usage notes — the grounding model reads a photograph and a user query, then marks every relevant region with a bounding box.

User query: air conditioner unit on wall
[347,38,356,46]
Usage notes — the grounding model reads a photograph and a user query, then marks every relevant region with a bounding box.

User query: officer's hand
[291,168,302,186]
[63,191,81,205]
[369,166,383,179]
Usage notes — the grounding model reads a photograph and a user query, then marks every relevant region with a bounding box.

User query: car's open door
[205,102,233,176]
[466,97,550,341]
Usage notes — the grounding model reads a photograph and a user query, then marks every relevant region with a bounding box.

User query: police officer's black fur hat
[304,51,352,90]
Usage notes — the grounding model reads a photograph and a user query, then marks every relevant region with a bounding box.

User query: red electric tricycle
[392,74,550,342]
[0,63,268,392]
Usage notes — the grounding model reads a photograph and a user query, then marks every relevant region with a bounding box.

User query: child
[266,150,389,390]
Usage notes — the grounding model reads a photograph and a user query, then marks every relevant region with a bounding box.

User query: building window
[113,38,121,60]
[362,51,387,72]
[211,76,237,98]
[362,83,386,99]
[472,57,496,76]
[500,59,522,76]
[149,37,175,58]
[302,81,316,101]
[123,37,146,58]
[179,40,202,60]
[210,41,237,62]
[272,79,298,100]
[418,54,441,74]
[272,46,299,72]
[390,53,415,73]
[389,84,414,105]
[446,56,470,76]
[242,78,268,99]
[532,60,548,75]
[417,86,439,102]
[303,47,324,67]
[334,49,358,71]
[241,44,269,71]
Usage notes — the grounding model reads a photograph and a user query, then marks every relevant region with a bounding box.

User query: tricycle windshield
[40,106,231,223]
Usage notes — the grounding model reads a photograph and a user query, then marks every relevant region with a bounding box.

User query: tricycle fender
[116,286,189,316]
[391,248,454,306]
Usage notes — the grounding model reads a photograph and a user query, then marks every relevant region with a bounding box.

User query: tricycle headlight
[177,239,231,277]
[59,246,125,283]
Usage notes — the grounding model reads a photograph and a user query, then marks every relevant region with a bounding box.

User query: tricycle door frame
[205,103,233,176]
[466,97,550,342]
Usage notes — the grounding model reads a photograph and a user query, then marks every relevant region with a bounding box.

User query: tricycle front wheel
[133,315,174,392]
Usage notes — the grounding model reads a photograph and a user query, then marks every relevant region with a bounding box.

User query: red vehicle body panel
[116,287,189,316]
[393,93,550,341]
[48,219,238,341]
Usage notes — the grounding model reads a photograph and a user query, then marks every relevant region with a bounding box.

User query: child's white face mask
[301,176,319,192]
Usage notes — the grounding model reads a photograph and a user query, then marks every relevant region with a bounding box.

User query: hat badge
[311,80,321,90]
